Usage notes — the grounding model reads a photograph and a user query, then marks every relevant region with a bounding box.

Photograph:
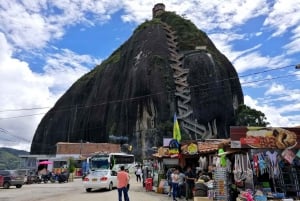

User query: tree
[235,104,269,127]
[68,157,76,173]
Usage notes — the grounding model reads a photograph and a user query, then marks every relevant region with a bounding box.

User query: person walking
[125,169,130,190]
[178,168,186,199]
[117,166,130,201]
[171,168,180,201]
[166,168,174,197]
[135,166,142,182]
[185,166,196,201]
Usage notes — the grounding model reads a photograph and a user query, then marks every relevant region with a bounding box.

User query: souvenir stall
[211,147,240,201]
[192,139,232,201]
[230,126,300,201]
[152,139,231,197]
[249,148,300,199]
[151,138,182,193]
[181,140,203,168]
[196,139,231,175]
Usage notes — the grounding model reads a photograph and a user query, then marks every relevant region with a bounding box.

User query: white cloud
[0,32,100,151]
[0,33,53,150]
[263,0,300,37]
[0,1,63,49]
[240,73,273,88]
[265,83,285,95]
[283,25,300,55]
[284,37,300,55]
[180,0,269,31]
[244,95,296,127]
[44,48,101,95]
[208,32,247,62]
[0,0,125,50]
[233,51,291,73]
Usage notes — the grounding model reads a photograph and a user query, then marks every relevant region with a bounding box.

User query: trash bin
[0,176,3,187]
[145,178,153,191]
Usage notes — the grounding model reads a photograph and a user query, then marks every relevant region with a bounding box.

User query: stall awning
[197,139,230,154]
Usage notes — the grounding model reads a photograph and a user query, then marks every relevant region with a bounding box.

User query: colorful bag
[258,153,267,174]
[282,149,295,164]
[296,150,300,158]
[234,154,247,187]
[244,153,254,190]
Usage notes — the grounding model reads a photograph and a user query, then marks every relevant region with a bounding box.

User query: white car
[83,169,118,192]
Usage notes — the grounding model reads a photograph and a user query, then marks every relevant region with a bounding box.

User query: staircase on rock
[161,21,216,140]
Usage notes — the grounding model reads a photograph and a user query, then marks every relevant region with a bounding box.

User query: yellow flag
[173,114,181,142]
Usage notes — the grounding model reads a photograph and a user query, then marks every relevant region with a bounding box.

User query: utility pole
[68,104,77,142]
[80,139,83,155]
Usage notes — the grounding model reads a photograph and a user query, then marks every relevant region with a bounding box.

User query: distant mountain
[0,147,29,170]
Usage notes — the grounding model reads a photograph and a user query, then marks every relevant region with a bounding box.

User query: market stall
[230,126,300,201]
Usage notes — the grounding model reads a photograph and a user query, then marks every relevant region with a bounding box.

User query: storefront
[151,127,300,201]
[229,126,300,201]
[151,138,231,196]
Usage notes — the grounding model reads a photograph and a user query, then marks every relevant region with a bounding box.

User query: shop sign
[230,126,300,149]
[240,137,260,145]
[187,143,198,154]
[168,139,180,154]
[163,158,178,165]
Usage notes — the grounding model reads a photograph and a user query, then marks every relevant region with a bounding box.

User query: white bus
[86,152,135,173]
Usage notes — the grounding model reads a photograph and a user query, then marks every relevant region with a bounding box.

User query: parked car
[17,169,38,184]
[83,169,117,192]
[0,170,25,189]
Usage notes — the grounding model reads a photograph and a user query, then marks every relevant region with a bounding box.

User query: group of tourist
[166,166,209,201]
[117,164,210,201]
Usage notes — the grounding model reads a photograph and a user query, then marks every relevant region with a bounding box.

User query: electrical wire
[0,65,299,120]
[0,75,298,125]
[0,127,31,142]
[0,64,297,113]
[0,73,299,120]
[0,107,50,113]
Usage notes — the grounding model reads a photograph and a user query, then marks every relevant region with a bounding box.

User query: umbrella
[38,161,53,165]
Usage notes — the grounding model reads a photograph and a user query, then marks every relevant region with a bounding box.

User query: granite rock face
[30,11,243,157]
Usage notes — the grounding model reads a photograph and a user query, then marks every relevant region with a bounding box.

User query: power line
[0,77,298,121]
[0,72,299,120]
[0,63,296,113]
[0,66,299,120]
[239,64,296,77]
[0,106,50,113]
[1,76,299,140]
[0,127,31,142]
[0,112,46,120]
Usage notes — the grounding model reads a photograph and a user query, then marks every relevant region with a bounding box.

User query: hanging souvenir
[244,153,254,190]
[265,150,279,177]
[233,154,246,187]
[253,154,259,175]
[281,149,295,164]
[198,156,208,170]
[218,148,227,167]
[257,153,268,175]
[296,149,300,158]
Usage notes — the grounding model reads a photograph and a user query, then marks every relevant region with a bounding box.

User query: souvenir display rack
[278,166,300,197]
[213,167,229,201]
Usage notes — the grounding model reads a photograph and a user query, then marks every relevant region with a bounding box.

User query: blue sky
[0,0,300,151]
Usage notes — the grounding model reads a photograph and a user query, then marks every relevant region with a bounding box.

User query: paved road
[0,177,171,201]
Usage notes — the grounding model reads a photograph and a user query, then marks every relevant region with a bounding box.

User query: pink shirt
[117,171,129,188]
